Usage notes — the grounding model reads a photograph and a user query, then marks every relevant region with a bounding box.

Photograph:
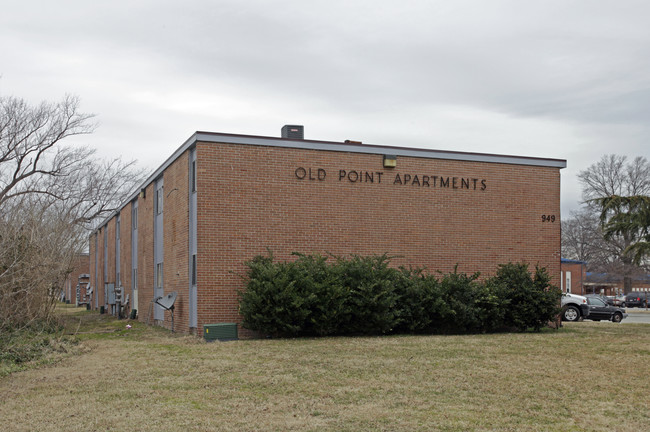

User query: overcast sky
[2,0,649,216]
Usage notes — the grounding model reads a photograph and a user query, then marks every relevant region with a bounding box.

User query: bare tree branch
[0,95,96,207]
[1,95,145,329]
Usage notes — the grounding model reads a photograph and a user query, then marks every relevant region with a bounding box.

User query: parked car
[608,295,626,307]
[585,294,625,307]
[624,292,649,308]
[561,293,590,322]
[585,296,627,323]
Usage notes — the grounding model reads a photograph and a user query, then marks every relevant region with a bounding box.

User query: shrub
[474,279,509,332]
[335,254,400,335]
[239,253,350,337]
[488,263,561,332]
[237,254,308,336]
[239,253,561,336]
[291,253,348,336]
[392,268,436,333]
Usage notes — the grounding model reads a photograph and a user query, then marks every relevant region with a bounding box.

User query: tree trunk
[624,275,632,294]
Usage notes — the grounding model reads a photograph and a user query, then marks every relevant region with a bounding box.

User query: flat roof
[92,130,567,234]
[194,131,568,167]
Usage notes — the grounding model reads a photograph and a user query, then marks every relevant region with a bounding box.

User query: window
[565,272,572,293]
[587,297,606,307]
[191,254,197,286]
[156,263,163,288]
[191,160,197,192]
[156,187,164,214]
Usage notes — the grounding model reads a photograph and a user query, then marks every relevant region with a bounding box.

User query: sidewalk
[625,308,650,313]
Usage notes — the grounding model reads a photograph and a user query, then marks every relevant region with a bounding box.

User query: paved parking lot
[622,308,650,324]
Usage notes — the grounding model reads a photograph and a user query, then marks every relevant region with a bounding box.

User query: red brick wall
[601,281,650,294]
[195,142,562,333]
[160,152,190,331]
[119,204,132,316]
[631,283,650,292]
[101,155,190,330]
[105,218,116,313]
[137,183,155,324]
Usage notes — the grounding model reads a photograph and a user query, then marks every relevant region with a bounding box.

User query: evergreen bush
[488,263,561,332]
[335,254,400,335]
[238,253,561,336]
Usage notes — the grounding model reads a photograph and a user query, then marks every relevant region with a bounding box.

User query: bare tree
[575,155,650,292]
[0,203,82,329]
[578,154,650,204]
[562,209,607,264]
[1,95,146,329]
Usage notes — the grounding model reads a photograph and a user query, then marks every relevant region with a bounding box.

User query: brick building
[89,127,566,335]
[560,258,650,296]
[560,258,587,295]
[584,272,649,296]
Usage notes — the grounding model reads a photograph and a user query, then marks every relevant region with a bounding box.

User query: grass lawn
[0,304,648,431]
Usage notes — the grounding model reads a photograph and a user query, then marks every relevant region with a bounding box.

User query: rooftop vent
[281,125,304,140]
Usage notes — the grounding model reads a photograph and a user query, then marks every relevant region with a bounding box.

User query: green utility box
[204,323,238,341]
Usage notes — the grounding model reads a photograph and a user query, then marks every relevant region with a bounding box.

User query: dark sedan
[624,292,649,308]
[585,296,627,323]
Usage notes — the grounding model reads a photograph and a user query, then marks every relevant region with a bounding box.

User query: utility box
[281,125,304,140]
[204,323,238,341]
[106,283,116,305]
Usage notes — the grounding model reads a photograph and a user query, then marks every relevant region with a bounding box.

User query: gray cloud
[2,0,650,216]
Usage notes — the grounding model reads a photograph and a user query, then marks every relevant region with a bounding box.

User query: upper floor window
[156,187,163,214]
[132,205,138,228]
[191,160,197,193]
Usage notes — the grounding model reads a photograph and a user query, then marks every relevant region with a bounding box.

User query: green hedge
[238,253,561,337]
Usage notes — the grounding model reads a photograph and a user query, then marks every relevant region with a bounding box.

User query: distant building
[585,272,650,295]
[560,258,586,294]
[560,257,650,296]
[89,127,566,335]
[61,253,90,305]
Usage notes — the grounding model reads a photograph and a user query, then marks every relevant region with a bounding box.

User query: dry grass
[0,304,648,431]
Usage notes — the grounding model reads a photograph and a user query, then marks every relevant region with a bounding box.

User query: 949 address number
[541,215,556,223]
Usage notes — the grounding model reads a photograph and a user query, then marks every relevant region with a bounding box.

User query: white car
[561,293,590,322]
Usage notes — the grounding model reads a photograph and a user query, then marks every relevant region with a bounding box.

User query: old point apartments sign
[294,167,487,191]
